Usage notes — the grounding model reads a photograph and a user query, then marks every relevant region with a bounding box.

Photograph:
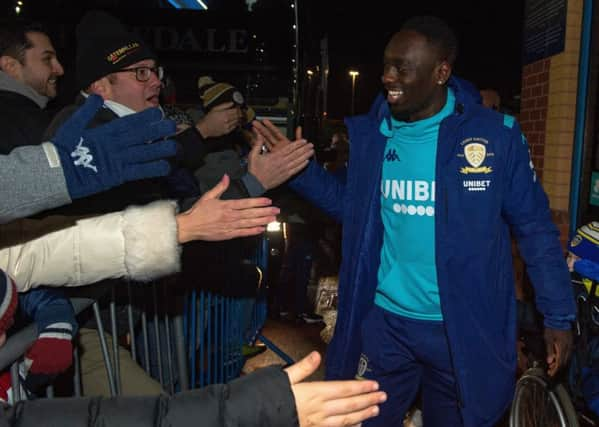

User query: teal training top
[375,88,456,320]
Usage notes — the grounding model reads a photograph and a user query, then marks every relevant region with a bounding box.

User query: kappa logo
[71,138,98,173]
[355,354,370,379]
[458,137,494,174]
[385,149,400,162]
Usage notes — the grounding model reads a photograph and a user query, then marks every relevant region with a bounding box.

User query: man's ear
[0,55,21,78]
[435,61,452,86]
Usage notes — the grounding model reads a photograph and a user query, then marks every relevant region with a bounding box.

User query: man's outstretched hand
[285,351,386,427]
[252,119,303,152]
[176,174,280,242]
[50,94,177,200]
[247,131,314,190]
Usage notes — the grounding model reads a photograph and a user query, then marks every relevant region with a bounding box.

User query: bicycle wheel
[510,368,579,427]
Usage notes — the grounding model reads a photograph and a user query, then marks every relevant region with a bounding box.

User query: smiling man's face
[15,31,64,99]
[381,30,449,122]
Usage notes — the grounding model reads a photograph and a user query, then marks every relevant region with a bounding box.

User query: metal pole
[351,76,356,115]
[163,285,175,395]
[320,37,329,119]
[93,301,117,396]
[189,289,197,388]
[172,313,189,391]
[110,286,121,395]
[207,292,212,385]
[569,0,594,235]
[349,71,359,116]
[152,283,164,386]
[127,282,137,362]
[199,290,204,388]
[290,0,300,134]
[141,309,150,374]
[10,361,20,403]
[73,346,81,397]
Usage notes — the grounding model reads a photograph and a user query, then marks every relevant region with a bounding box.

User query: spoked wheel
[510,368,579,427]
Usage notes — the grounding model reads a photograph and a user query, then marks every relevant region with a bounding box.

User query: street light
[349,70,360,115]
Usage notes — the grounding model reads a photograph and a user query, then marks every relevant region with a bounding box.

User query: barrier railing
[0,235,294,402]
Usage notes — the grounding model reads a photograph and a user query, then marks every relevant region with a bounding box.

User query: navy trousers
[358,305,463,427]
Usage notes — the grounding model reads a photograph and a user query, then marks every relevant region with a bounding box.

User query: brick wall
[513,0,583,293]
[520,59,550,182]
[518,0,583,249]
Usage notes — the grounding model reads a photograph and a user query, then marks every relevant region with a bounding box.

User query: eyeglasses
[114,65,164,82]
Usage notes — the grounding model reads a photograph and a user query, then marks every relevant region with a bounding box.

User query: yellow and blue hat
[197,76,255,123]
[569,222,599,265]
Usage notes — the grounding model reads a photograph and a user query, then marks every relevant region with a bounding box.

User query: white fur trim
[121,200,181,282]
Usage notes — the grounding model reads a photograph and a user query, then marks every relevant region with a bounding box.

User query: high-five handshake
[0,95,384,427]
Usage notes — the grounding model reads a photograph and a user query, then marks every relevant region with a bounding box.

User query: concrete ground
[240,317,520,427]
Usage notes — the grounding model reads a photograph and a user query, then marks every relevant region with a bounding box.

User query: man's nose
[381,72,394,85]
[148,72,162,87]
[382,66,396,84]
[53,60,65,76]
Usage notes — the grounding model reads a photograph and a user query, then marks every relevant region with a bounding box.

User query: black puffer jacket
[0,366,298,427]
[0,90,54,155]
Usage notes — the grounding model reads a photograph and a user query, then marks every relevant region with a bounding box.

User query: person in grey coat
[0,89,386,427]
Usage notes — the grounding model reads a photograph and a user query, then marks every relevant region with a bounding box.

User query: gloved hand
[50,94,177,199]
[22,322,73,391]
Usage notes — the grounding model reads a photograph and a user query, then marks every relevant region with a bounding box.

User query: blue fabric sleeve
[501,121,576,327]
[241,172,266,197]
[289,160,345,223]
[18,288,78,335]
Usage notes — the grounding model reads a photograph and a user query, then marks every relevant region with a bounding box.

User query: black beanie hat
[75,10,157,90]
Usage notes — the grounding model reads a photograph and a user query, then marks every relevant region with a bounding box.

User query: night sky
[4,0,526,119]
[306,0,526,118]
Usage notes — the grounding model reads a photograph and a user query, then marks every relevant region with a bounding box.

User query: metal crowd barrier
[185,291,246,388]
[0,235,295,402]
[252,235,294,365]
[0,298,95,402]
[183,234,294,388]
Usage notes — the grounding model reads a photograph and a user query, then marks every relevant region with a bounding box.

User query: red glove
[24,323,73,376]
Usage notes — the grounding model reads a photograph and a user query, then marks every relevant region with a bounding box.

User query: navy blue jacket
[290,77,576,426]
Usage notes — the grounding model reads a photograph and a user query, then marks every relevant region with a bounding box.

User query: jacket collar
[367,75,481,127]
[79,91,138,118]
[0,71,49,109]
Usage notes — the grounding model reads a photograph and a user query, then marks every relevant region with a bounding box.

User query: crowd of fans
[0,9,386,427]
[0,9,585,427]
